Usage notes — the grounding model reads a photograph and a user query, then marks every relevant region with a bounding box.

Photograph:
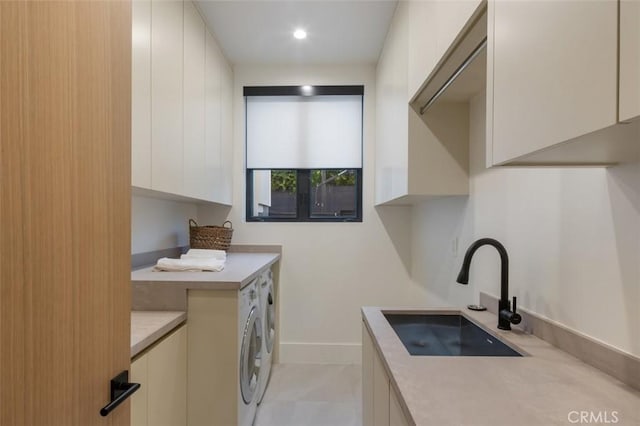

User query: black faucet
[456,238,522,330]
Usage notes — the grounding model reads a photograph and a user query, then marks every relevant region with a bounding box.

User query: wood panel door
[1,2,132,425]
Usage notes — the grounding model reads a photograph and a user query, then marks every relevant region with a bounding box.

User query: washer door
[240,306,262,404]
[265,289,275,354]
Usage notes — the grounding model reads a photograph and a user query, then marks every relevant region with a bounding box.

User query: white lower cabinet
[130,353,148,426]
[390,387,410,426]
[362,322,411,426]
[373,348,390,426]
[131,325,187,426]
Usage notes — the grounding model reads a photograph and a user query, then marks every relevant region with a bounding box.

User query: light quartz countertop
[131,252,280,290]
[362,307,640,426]
[130,311,186,358]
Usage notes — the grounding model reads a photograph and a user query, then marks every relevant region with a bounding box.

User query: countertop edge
[131,252,280,290]
[131,311,187,358]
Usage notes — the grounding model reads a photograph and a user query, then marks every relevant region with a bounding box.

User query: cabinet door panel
[491,0,617,165]
[620,0,640,122]
[390,386,410,426]
[408,0,438,99]
[132,0,152,189]
[131,354,149,426]
[148,326,187,426]
[375,0,409,205]
[373,350,390,426]
[362,324,374,426]
[219,59,234,205]
[151,0,184,194]
[205,31,223,202]
[183,1,207,199]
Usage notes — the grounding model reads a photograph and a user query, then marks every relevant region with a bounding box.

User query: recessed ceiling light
[293,29,307,40]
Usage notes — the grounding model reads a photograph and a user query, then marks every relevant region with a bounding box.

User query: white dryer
[257,268,275,404]
[238,278,262,426]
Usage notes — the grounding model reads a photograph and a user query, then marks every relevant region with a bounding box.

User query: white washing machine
[257,268,275,404]
[238,278,262,426]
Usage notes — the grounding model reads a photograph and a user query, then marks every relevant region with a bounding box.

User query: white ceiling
[195,0,398,65]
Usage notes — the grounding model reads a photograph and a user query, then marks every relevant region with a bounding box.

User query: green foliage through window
[271,170,356,193]
[271,170,297,193]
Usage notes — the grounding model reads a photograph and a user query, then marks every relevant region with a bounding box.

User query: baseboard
[279,342,362,364]
[480,292,640,391]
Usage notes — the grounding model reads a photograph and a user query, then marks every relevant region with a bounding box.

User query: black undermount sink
[384,313,523,357]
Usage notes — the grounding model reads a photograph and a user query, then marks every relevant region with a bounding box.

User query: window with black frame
[245,86,363,222]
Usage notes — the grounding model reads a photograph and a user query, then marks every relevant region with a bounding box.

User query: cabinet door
[205,30,223,202]
[219,58,234,205]
[132,0,152,189]
[408,0,483,99]
[183,1,207,199]
[148,325,188,426]
[373,349,390,426]
[375,0,409,205]
[390,387,410,426]
[620,0,640,122]
[490,0,618,165]
[408,0,437,99]
[362,323,374,426]
[151,0,184,194]
[131,354,149,426]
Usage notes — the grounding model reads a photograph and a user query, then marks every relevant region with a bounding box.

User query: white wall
[412,92,640,356]
[198,64,426,363]
[131,194,198,254]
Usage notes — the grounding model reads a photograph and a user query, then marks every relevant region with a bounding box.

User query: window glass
[249,170,297,219]
[310,169,358,218]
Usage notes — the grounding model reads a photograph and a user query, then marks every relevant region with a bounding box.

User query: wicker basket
[189,219,233,251]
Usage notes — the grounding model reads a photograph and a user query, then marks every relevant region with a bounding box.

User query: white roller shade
[246,95,363,169]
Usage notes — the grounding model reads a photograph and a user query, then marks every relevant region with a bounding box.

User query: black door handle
[99,370,141,417]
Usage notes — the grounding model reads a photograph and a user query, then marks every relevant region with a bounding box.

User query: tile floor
[254,364,362,426]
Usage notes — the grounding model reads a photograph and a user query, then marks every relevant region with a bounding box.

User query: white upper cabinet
[620,0,640,122]
[183,1,207,200]
[408,0,483,99]
[487,0,638,166]
[131,0,152,189]
[376,0,480,205]
[375,0,409,204]
[151,0,184,195]
[204,30,223,203]
[132,0,233,205]
[219,59,234,205]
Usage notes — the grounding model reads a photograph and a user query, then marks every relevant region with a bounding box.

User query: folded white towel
[181,249,227,260]
[153,257,225,272]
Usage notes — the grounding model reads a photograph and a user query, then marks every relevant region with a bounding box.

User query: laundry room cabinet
[487,0,639,166]
[362,323,410,426]
[407,0,483,99]
[131,324,187,426]
[620,0,640,122]
[150,0,184,195]
[375,0,483,205]
[131,252,281,426]
[131,0,233,205]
